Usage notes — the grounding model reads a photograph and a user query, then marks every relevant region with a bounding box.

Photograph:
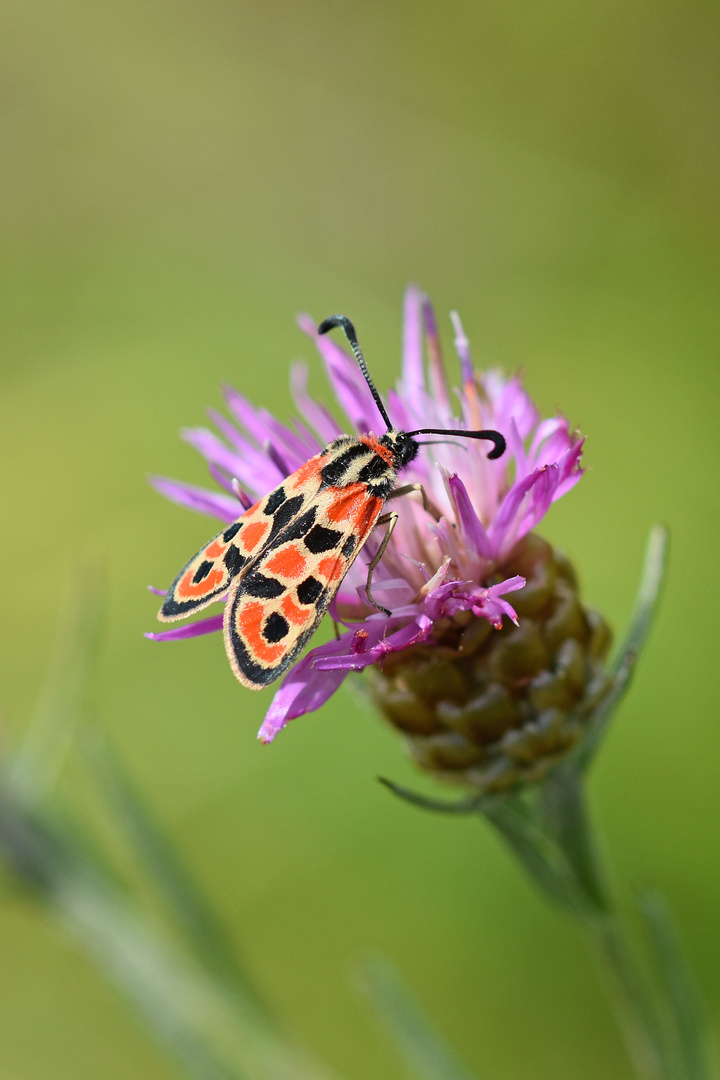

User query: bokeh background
[1,1,719,1077]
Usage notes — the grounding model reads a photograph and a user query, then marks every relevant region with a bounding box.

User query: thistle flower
[149,287,609,789]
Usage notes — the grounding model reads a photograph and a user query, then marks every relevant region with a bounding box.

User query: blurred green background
[1,0,719,1077]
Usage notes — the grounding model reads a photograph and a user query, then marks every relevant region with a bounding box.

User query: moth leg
[332,618,342,641]
[386,483,443,522]
[365,512,398,616]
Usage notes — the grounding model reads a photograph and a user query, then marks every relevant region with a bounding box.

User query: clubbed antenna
[318,315,393,430]
[405,427,506,459]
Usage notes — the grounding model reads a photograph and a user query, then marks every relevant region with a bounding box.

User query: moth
[158,315,505,689]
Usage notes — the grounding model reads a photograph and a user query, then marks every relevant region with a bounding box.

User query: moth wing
[159,454,325,622]
[223,483,385,689]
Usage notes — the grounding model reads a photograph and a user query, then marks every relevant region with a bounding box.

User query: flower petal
[145,614,224,641]
[290,361,343,444]
[447,473,493,559]
[298,313,379,432]
[182,427,284,495]
[258,640,352,742]
[450,310,474,384]
[423,297,450,410]
[402,285,426,413]
[149,476,240,522]
[315,616,434,672]
[488,465,554,556]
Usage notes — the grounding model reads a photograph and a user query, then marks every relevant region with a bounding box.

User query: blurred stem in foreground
[0,573,479,1080]
[384,526,716,1080]
[0,574,335,1080]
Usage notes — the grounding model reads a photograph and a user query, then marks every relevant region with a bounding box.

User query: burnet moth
[157,315,506,689]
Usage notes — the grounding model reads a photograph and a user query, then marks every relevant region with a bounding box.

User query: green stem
[581,908,668,1080]
[542,777,672,1080]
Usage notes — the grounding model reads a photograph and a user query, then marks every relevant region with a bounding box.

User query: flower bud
[367,534,612,792]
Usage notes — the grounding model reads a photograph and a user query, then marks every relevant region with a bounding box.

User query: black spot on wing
[192,559,214,584]
[263,612,289,642]
[304,525,343,553]
[269,494,304,539]
[222,521,242,542]
[297,575,323,605]
[225,629,285,687]
[264,486,286,515]
[278,507,317,542]
[224,546,247,576]
[341,535,356,558]
[241,572,285,599]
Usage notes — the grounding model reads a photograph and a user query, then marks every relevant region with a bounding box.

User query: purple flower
[148,287,583,744]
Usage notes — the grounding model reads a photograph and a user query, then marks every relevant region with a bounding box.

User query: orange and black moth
[158,315,506,689]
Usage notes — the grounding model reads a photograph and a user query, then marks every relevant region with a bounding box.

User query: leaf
[9,567,105,802]
[84,730,263,1008]
[577,524,669,772]
[636,891,716,1080]
[378,777,486,814]
[361,957,482,1080]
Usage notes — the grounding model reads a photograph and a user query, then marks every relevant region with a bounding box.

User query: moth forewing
[222,479,389,688]
[158,453,326,623]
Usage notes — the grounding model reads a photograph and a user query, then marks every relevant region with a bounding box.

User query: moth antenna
[414,439,470,450]
[318,315,393,431]
[405,427,506,460]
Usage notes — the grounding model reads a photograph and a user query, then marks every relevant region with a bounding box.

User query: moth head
[381,429,420,469]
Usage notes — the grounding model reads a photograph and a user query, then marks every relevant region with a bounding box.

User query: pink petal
[258,641,352,742]
[145,614,224,641]
[222,385,270,447]
[149,476,240,522]
[423,297,450,410]
[290,361,343,444]
[447,473,492,558]
[315,616,433,672]
[402,285,426,413]
[450,311,474,384]
[298,313,379,433]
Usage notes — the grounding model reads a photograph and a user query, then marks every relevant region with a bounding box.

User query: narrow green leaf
[378,776,485,814]
[637,891,716,1080]
[361,958,482,1080]
[84,730,262,1007]
[578,524,669,771]
[9,569,104,801]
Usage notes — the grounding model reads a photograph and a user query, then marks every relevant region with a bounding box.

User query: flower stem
[538,768,700,1080]
[580,906,668,1080]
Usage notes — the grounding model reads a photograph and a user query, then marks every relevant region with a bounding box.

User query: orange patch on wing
[205,538,227,559]
[282,594,310,626]
[287,456,321,491]
[318,556,345,582]
[236,601,285,664]
[355,496,383,535]
[240,520,269,553]
[326,484,367,523]
[264,544,307,579]
[178,565,225,599]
